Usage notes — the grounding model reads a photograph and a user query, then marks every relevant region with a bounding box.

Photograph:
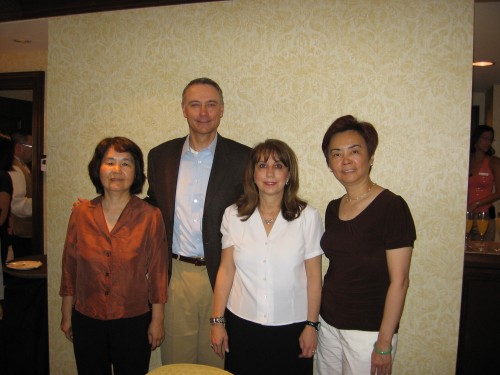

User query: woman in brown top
[315,116,416,375]
[60,137,168,375]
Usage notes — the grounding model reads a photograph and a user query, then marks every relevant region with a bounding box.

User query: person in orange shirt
[60,137,168,375]
[467,125,500,241]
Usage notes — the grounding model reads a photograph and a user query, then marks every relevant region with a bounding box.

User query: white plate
[6,260,43,270]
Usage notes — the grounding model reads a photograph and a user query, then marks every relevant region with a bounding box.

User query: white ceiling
[473,1,500,92]
[0,18,47,53]
[0,2,499,93]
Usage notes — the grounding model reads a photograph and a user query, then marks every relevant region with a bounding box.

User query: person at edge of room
[0,256,3,320]
[60,137,168,375]
[210,139,324,375]
[0,135,14,323]
[0,136,14,265]
[467,125,500,241]
[314,115,416,375]
[8,130,33,258]
[146,78,251,367]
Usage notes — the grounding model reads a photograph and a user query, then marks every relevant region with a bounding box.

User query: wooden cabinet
[456,251,500,374]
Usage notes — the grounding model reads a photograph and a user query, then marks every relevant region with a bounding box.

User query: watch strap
[305,320,321,331]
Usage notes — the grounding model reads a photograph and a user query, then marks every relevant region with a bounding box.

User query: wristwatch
[305,320,321,331]
[210,316,226,325]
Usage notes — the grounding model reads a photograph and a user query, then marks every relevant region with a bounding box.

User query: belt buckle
[194,257,205,266]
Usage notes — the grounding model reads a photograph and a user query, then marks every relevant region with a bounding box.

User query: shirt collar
[14,155,24,165]
[181,134,218,157]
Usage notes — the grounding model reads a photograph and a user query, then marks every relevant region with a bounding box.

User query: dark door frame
[0,71,45,255]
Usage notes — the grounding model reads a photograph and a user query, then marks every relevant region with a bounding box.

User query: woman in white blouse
[210,139,324,375]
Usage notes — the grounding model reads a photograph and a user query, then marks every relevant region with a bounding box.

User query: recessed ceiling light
[13,38,31,44]
[472,61,495,67]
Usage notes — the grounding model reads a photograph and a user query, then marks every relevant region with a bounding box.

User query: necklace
[345,182,376,202]
[259,207,280,225]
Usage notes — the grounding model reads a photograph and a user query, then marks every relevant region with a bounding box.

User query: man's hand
[72,197,89,210]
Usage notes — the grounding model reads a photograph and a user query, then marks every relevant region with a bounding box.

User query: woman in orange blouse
[60,137,168,375]
[468,125,500,240]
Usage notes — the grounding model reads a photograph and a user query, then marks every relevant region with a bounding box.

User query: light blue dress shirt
[172,135,216,258]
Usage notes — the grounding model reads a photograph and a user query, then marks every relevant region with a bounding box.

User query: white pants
[315,316,398,375]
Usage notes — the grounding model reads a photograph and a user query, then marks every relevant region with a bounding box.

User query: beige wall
[0,51,47,72]
[2,0,473,373]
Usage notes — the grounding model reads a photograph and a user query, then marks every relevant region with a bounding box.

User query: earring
[286,180,289,185]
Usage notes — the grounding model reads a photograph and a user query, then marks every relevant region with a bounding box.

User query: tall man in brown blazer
[146,78,251,367]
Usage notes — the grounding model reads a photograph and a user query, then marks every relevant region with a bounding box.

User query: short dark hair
[237,139,307,221]
[470,125,495,156]
[10,130,31,146]
[0,136,14,171]
[321,115,379,165]
[181,77,224,105]
[88,137,146,195]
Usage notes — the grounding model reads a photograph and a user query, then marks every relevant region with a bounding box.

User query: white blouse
[221,204,324,326]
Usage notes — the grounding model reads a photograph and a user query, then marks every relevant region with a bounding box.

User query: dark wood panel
[0,96,32,136]
[456,252,500,375]
[0,71,45,255]
[0,0,225,22]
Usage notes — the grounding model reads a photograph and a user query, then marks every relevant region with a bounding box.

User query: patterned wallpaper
[44,0,473,373]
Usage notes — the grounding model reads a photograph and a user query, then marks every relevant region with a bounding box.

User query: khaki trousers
[160,258,223,368]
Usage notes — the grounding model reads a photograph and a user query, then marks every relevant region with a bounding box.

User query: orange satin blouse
[60,195,168,320]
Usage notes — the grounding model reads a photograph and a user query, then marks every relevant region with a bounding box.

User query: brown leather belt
[172,254,206,266]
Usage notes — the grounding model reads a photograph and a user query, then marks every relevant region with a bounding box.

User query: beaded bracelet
[373,342,392,355]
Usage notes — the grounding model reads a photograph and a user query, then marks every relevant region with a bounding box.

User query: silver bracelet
[209,316,226,325]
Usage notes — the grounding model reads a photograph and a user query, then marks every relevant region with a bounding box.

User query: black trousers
[72,310,152,375]
[224,309,313,375]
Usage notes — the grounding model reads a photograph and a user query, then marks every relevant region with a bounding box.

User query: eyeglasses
[21,143,33,148]
[480,135,494,142]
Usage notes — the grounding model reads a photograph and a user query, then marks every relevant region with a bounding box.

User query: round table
[148,364,233,375]
[1,253,48,375]
[3,253,47,279]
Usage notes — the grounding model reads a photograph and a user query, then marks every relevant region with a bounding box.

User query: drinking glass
[476,211,489,248]
[495,213,500,252]
[465,211,473,241]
